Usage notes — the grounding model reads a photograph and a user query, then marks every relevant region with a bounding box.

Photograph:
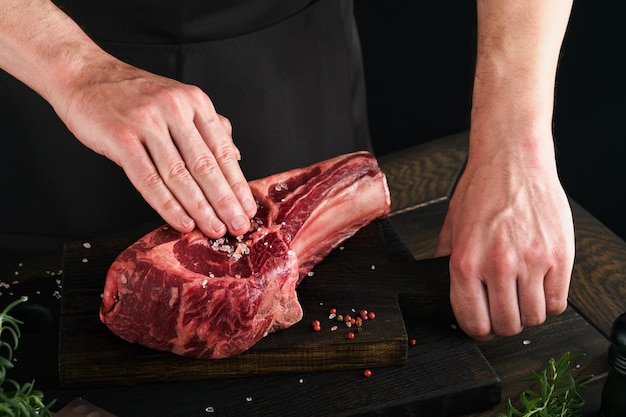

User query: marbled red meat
[99,152,390,358]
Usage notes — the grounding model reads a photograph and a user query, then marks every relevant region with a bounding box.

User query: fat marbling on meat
[99,151,391,358]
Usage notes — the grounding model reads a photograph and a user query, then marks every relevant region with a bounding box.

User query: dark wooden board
[51,318,501,417]
[59,221,500,416]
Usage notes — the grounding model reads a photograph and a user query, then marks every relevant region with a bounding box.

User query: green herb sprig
[0,298,55,417]
[497,352,592,417]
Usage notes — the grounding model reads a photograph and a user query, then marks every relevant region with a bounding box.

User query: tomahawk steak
[100,151,391,358]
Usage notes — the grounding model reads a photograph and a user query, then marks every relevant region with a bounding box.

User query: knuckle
[546,297,568,315]
[156,85,184,109]
[110,123,143,149]
[182,84,213,110]
[141,171,164,190]
[127,99,164,126]
[229,179,249,194]
[218,115,232,134]
[161,196,182,212]
[213,142,238,163]
[213,193,239,211]
[522,314,545,328]
[449,253,478,280]
[494,325,522,338]
[551,242,574,265]
[184,84,206,100]
[464,322,493,339]
[189,154,218,178]
[166,161,192,183]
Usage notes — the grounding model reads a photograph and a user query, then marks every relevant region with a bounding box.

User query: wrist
[468,83,557,174]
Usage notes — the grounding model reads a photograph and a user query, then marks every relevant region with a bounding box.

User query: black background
[354,1,626,241]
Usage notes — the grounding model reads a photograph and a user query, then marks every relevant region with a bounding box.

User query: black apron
[0,0,370,251]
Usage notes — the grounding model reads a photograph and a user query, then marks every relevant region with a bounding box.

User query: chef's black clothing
[0,0,370,251]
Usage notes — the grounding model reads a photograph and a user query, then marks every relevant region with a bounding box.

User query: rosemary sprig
[497,352,592,417]
[0,297,55,417]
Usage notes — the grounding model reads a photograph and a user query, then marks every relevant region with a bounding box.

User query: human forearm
[0,0,114,116]
[436,0,575,339]
[471,0,573,158]
[0,0,256,239]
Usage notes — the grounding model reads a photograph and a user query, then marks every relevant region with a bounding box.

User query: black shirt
[53,0,315,43]
[0,0,370,249]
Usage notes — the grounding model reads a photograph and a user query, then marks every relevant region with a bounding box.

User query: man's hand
[434,0,575,340]
[59,62,257,238]
[435,135,575,339]
[0,0,256,238]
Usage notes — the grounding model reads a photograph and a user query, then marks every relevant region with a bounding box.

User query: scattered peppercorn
[409,338,417,346]
[347,332,355,340]
[363,369,372,378]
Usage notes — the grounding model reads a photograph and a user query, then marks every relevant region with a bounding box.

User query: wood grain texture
[465,308,610,416]
[59,222,490,400]
[8,131,624,416]
[379,131,467,213]
[59,222,404,387]
[568,201,626,338]
[375,132,617,416]
[50,318,499,417]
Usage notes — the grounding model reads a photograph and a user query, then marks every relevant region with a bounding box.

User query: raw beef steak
[100,152,391,359]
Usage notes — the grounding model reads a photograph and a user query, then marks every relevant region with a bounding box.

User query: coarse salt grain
[307,271,314,277]
[330,325,338,331]
[83,242,92,249]
[204,406,215,413]
[522,339,531,345]
[246,397,253,402]
[82,258,88,263]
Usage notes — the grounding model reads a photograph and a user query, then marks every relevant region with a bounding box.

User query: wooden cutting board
[59,221,500,415]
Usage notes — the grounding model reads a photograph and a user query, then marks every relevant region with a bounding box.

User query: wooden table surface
[1,131,622,416]
[379,131,622,416]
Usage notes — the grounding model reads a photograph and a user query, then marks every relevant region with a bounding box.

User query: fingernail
[181,215,195,229]
[231,214,250,231]
[211,217,226,234]
[243,199,257,216]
